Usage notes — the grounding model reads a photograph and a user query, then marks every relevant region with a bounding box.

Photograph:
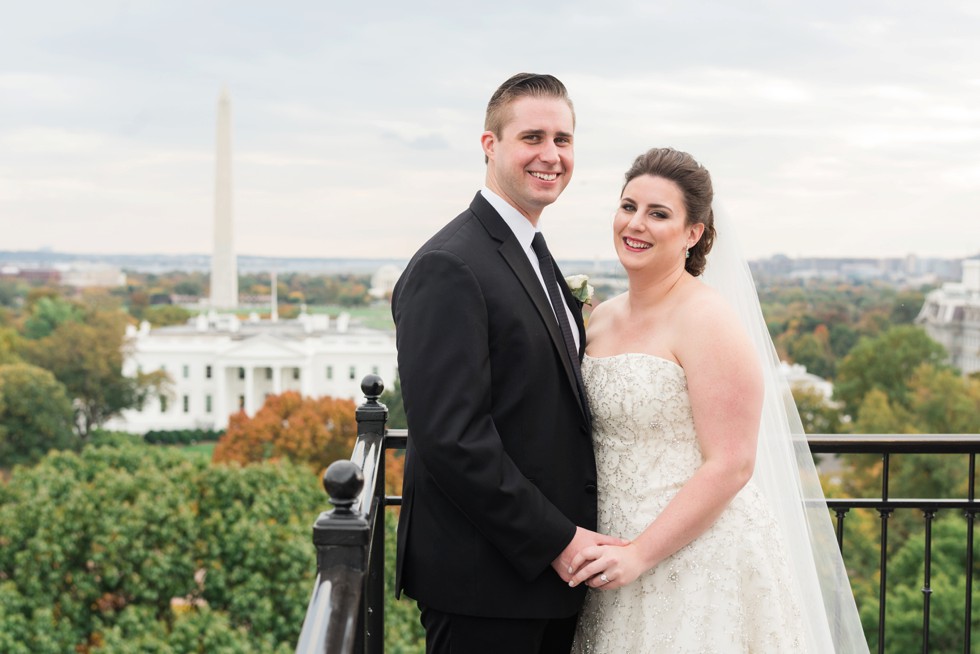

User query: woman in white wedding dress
[569,148,868,653]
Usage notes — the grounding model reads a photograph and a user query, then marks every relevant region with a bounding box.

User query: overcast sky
[1,1,978,263]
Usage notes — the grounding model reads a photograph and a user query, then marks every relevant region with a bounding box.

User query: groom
[392,73,618,653]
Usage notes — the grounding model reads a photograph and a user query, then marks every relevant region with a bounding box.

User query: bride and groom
[391,73,869,653]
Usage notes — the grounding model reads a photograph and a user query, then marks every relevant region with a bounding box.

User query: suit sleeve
[394,249,576,580]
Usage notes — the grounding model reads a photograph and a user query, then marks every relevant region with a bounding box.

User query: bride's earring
[685,248,691,259]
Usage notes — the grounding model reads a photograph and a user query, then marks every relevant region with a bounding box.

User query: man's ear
[480,131,496,161]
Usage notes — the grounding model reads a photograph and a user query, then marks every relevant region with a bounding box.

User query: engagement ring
[599,574,609,583]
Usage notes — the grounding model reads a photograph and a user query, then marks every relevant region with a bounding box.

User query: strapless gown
[572,353,808,653]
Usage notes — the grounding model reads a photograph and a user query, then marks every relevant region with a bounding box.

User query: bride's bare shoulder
[676,281,748,342]
[589,291,626,322]
[586,292,626,340]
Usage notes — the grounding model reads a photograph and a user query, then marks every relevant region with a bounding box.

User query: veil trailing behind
[700,210,869,653]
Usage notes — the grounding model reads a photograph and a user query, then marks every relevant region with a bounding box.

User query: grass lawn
[180,442,216,461]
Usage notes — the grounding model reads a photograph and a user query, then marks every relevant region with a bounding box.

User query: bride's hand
[567,543,646,590]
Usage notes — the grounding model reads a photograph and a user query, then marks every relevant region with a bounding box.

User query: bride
[568,148,868,653]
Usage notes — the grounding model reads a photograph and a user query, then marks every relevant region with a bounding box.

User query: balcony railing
[809,435,980,654]
[296,376,980,654]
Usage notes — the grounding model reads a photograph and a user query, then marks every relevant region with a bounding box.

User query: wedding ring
[599,573,609,583]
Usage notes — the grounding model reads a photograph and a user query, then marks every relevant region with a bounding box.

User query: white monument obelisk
[210,89,238,309]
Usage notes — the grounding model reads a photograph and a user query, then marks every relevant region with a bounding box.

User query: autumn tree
[213,391,357,471]
[0,363,76,467]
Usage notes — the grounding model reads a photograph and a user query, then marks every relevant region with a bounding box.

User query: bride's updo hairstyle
[623,147,716,277]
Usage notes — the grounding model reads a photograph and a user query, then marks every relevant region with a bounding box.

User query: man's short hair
[484,73,575,137]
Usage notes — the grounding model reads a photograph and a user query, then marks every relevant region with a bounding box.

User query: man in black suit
[392,73,622,653]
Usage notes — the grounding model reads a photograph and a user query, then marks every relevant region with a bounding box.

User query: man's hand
[551,527,629,583]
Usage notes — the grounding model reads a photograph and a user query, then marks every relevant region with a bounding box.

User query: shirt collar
[481,187,538,251]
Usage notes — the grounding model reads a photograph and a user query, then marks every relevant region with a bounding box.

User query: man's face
[482,96,574,225]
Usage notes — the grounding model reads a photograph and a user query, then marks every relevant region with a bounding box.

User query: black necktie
[532,232,589,419]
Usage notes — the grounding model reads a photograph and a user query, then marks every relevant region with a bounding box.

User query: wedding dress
[571,210,868,653]
[571,353,807,653]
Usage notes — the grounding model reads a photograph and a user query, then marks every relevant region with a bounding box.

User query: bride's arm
[569,290,764,590]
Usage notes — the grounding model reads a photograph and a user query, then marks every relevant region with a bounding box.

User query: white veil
[700,209,869,653]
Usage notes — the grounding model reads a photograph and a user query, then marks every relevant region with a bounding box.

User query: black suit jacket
[392,193,598,619]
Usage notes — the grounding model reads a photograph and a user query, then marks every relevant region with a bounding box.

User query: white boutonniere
[565,274,595,305]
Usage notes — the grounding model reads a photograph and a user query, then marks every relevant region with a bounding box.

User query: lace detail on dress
[572,354,807,654]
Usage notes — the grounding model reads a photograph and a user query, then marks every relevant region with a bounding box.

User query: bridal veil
[700,210,869,653]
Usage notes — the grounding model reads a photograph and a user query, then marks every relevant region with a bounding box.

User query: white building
[779,361,834,401]
[109,311,397,433]
[59,263,127,288]
[369,264,402,300]
[916,259,980,376]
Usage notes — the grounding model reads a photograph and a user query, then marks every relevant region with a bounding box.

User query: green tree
[850,388,916,435]
[834,326,949,418]
[143,304,192,328]
[865,514,979,653]
[0,363,77,467]
[906,364,980,434]
[792,387,843,434]
[0,441,323,652]
[889,290,926,325]
[829,323,859,359]
[787,329,835,379]
[19,309,167,437]
[0,278,24,308]
[0,327,21,365]
[383,510,425,653]
[22,296,83,339]
[380,376,407,430]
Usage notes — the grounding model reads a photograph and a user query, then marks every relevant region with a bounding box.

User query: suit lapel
[470,194,590,421]
[554,259,587,358]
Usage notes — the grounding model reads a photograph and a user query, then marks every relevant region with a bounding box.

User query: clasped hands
[551,526,643,591]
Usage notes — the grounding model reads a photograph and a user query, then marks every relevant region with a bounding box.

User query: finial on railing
[323,460,364,516]
[360,374,384,405]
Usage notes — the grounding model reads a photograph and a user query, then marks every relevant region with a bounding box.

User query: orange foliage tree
[213,391,357,472]
[212,390,406,493]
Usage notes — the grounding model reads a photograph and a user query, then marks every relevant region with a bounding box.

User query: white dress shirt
[480,187,580,351]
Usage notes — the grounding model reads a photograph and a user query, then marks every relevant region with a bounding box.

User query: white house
[917,259,980,376]
[108,310,398,433]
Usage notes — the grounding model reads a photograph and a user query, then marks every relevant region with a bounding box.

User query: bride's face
[614,174,701,271]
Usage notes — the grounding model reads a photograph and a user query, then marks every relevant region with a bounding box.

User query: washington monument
[210,89,238,308]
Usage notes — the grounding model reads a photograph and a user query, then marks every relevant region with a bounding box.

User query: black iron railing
[809,435,980,654]
[296,378,980,654]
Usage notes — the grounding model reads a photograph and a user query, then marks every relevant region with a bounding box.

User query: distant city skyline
[2,2,978,262]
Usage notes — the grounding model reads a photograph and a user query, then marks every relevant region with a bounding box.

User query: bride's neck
[626,265,688,309]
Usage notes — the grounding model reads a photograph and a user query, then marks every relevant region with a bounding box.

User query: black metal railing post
[295,460,370,654]
[356,375,389,654]
[810,435,980,653]
[965,452,977,654]
[878,451,892,654]
[921,508,936,654]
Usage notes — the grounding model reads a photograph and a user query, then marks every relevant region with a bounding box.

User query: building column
[272,366,282,395]
[215,364,228,429]
[244,365,255,416]
[301,360,313,397]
